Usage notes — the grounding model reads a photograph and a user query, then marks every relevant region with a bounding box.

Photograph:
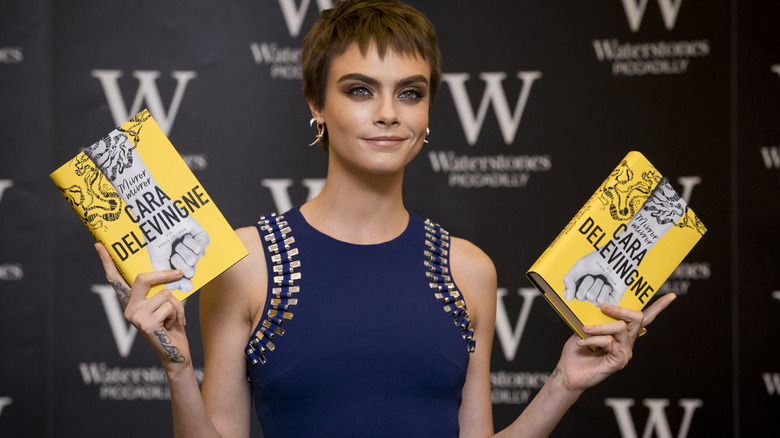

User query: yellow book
[527,151,706,340]
[50,109,248,301]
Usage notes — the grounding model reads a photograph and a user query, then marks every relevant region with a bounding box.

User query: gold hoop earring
[309,117,325,147]
[424,127,430,144]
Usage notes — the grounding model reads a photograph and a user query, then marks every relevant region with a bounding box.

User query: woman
[95,1,675,436]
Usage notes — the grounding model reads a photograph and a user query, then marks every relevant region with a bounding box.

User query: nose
[374,94,399,126]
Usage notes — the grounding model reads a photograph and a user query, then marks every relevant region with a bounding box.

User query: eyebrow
[337,73,429,89]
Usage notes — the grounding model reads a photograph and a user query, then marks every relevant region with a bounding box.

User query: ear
[307,100,322,122]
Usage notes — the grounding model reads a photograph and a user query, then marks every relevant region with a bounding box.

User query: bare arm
[451,237,497,438]
[94,225,266,438]
[493,294,675,437]
[447,237,676,438]
[198,226,268,437]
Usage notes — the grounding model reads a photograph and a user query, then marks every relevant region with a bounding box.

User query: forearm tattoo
[153,329,186,363]
[110,280,131,309]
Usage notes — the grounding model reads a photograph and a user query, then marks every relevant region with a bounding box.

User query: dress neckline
[291,207,413,247]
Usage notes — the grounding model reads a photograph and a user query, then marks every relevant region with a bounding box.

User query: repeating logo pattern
[249,0,333,79]
[428,72,551,188]
[261,178,325,213]
[92,70,197,136]
[2,0,768,434]
[605,398,703,438]
[444,71,542,146]
[620,0,685,32]
[593,0,710,76]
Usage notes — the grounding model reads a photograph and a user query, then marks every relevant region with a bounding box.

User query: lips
[363,135,407,146]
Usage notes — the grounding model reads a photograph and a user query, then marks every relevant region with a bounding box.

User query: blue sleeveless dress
[245,208,476,438]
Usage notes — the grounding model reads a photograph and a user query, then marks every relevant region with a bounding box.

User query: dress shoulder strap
[423,218,476,353]
[245,212,302,369]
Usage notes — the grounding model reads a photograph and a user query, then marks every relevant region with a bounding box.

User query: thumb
[563,259,589,301]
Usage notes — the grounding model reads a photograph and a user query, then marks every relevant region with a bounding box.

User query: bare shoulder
[450,237,497,293]
[200,225,267,329]
[449,237,497,327]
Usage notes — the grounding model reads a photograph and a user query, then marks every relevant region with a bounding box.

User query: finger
[179,278,194,293]
[600,303,644,325]
[166,277,194,293]
[170,253,196,279]
[577,333,629,366]
[583,320,628,337]
[156,294,186,328]
[562,273,579,302]
[600,303,646,340]
[576,276,595,302]
[182,234,206,256]
[583,320,631,350]
[190,228,211,248]
[586,278,605,303]
[641,293,677,327]
[174,240,199,266]
[595,283,612,307]
[155,302,180,331]
[563,259,591,301]
[146,288,187,327]
[129,270,184,307]
[94,243,128,288]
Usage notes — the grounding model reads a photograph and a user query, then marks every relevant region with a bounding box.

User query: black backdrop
[0,0,778,436]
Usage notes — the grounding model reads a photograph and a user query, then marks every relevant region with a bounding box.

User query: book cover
[526,151,706,339]
[50,109,248,301]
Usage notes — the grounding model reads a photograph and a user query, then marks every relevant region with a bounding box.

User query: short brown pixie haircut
[302,0,441,148]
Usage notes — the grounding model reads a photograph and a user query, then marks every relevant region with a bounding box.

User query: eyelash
[399,89,424,100]
[348,86,372,97]
[346,86,425,101]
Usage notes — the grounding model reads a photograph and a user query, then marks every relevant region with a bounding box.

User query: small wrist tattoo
[153,329,186,363]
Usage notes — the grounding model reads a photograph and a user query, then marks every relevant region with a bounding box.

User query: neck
[300,162,408,245]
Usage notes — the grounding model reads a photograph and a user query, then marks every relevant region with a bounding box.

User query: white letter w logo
[92,285,137,358]
[278,0,334,38]
[621,0,684,32]
[494,288,539,362]
[443,71,541,146]
[91,70,197,136]
[605,398,703,438]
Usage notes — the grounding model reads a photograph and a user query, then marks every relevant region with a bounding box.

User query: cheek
[328,105,371,135]
[405,106,429,132]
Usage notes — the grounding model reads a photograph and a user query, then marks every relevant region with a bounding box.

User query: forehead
[327,42,431,83]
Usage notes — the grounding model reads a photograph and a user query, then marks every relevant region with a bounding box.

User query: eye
[347,86,372,97]
[398,88,424,101]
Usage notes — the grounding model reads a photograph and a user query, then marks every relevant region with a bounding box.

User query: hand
[554,293,676,392]
[147,218,211,293]
[95,243,191,367]
[562,250,625,307]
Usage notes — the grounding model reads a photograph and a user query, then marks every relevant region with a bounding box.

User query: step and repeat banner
[1,0,778,436]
